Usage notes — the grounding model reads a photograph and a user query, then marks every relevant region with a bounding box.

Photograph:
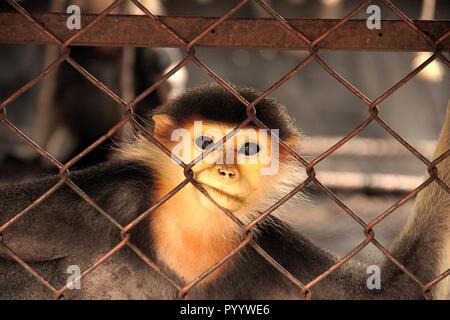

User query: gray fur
[0,160,438,299]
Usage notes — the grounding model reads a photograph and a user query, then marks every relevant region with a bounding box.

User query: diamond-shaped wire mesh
[0,0,449,300]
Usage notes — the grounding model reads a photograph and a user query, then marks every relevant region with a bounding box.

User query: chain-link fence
[0,0,449,300]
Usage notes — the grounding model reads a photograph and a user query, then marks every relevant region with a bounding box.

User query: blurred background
[0,0,449,267]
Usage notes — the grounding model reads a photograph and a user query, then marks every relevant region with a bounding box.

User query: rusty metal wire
[0,0,449,300]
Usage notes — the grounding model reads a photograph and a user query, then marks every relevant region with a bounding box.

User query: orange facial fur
[116,115,304,283]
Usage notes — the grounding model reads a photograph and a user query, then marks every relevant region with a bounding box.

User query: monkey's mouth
[199,184,246,205]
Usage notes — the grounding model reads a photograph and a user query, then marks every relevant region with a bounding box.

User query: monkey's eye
[195,135,214,150]
[239,142,260,156]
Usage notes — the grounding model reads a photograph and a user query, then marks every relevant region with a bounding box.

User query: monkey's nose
[217,167,238,179]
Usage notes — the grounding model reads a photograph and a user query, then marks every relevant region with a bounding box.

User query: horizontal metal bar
[0,13,449,51]
[302,136,435,157]
[317,171,424,194]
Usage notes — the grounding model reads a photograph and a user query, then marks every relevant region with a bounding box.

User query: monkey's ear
[152,114,177,137]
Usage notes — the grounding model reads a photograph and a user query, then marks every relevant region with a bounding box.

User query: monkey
[0,84,448,300]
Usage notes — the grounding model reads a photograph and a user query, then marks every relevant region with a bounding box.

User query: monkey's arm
[0,161,152,262]
[382,104,450,299]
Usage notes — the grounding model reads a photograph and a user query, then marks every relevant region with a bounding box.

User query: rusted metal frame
[1,0,186,297]
[2,0,129,171]
[303,0,448,220]
[6,0,194,195]
[254,0,310,46]
[0,0,446,298]
[0,0,323,301]
[249,111,379,298]
[185,61,315,297]
[0,53,67,110]
[0,119,61,170]
[183,0,321,237]
[148,5,274,298]
[189,0,375,297]
[0,119,68,239]
[123,0,272,298]
[46,4,287,293]
[371,53,438,107]
[430,149,450,192]
[303,155,433,296]
[3,0,125,111]
[188,173,313,297]
[132,0,254,174]
[61,0,126,52]
[53,234,131,299]
[130,0,187,47]
[382,0,437,50]
[4,0,135,269]
[179,231,254,298]
[63,177,185,292]
[422,269,450,299]
[121,177,192,235]
[301,236,374,297]
[305,177,430,297]
[244,177,313,232]
[310,55,443,176]
[380,0,450,72]
[370,238,426,295]
[126,242,184,290]
[356,171,448,298]
[313,0,374,49]
[123,0,255,231]
[307,0,449,295]
[177,0,444,298]
[299,0,449,193]
[64,170,186,292]
[0,242,58,294]
[365,177,435,233]
[249,240,310,298]
[2,116,181,296]
[3,14,450,51]
[0,133,175,297]
[132,0,307,298]
[365,150,450,297]
[10,0,137,173]
[130,0,319,297]
[186,0,250,50]
[118,1,288,298]
[0,179,67,234]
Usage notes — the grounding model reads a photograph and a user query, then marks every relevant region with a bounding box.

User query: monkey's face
[184,121,278,212]
[151,114,301,215]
